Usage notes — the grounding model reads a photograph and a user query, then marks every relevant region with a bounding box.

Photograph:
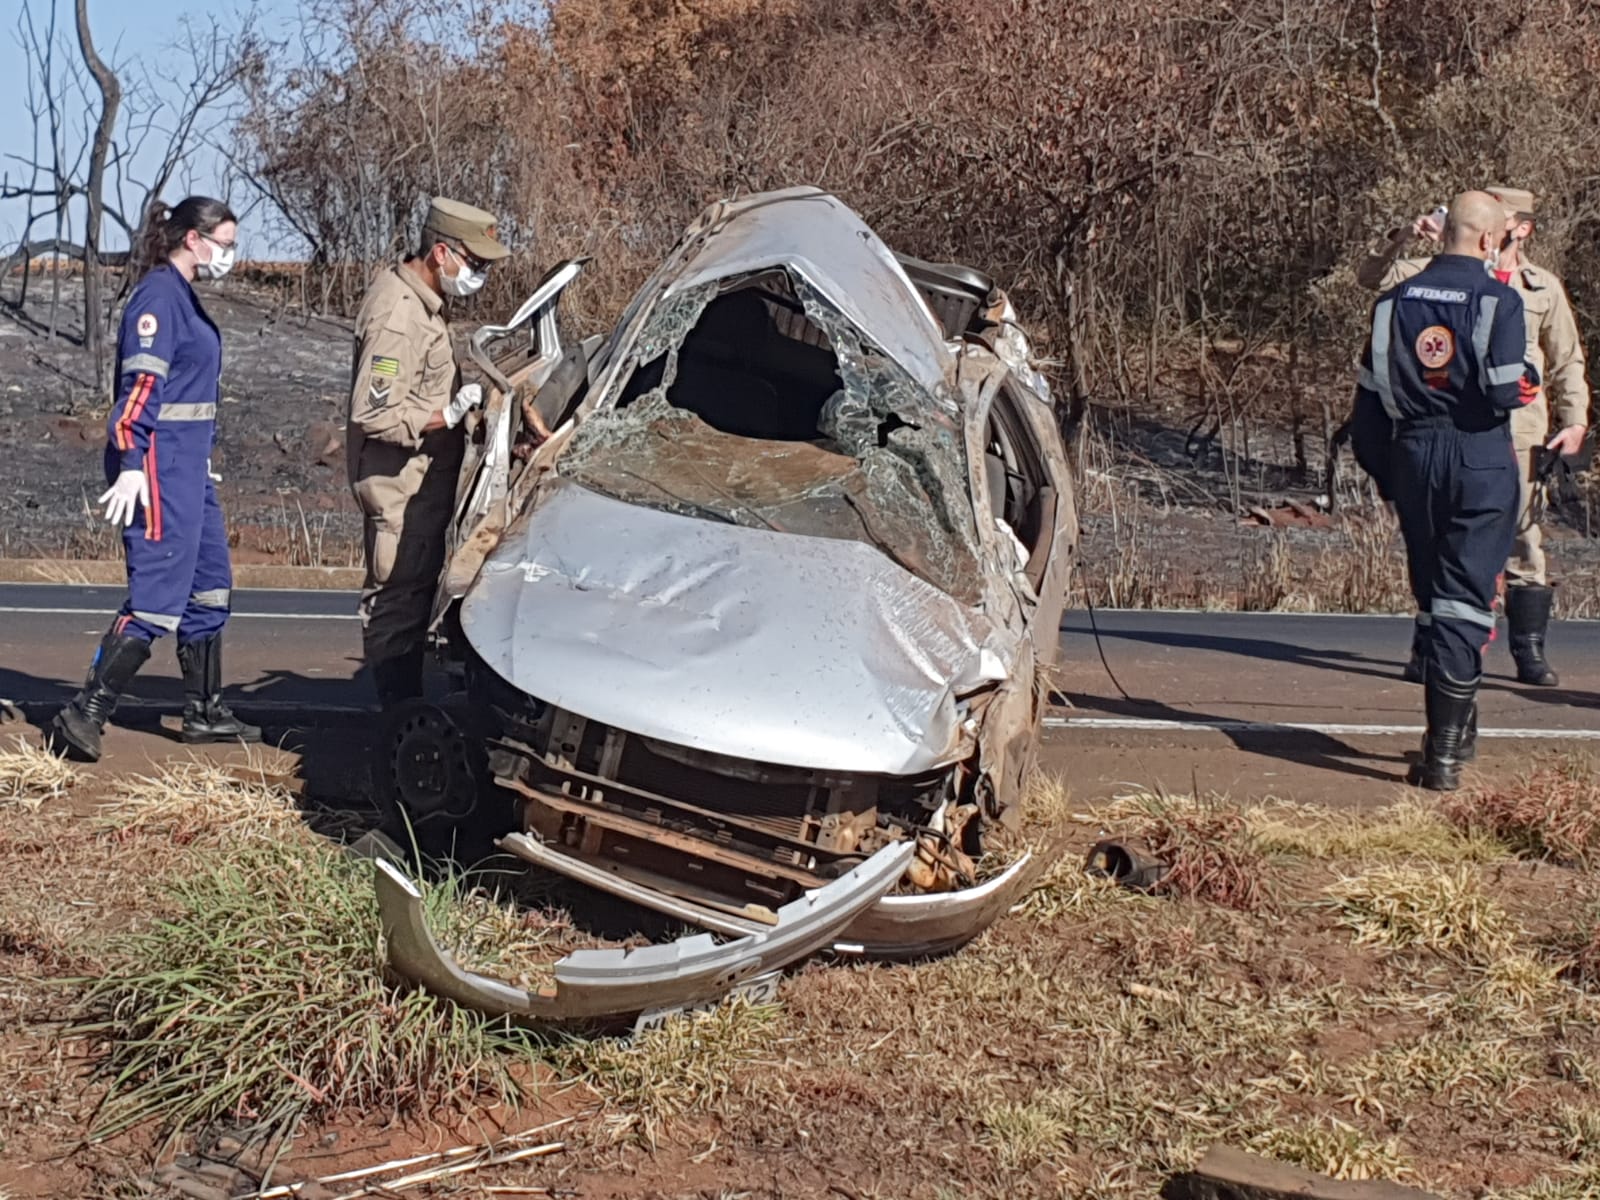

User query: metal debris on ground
[1084,837,1170,892]
[1163,1144,1441,1200]
[152,1120,573,1200]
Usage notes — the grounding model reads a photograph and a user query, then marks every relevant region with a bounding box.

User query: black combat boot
[1506,584,1559,686]
[1402,621,1426,684]
[1407,671,1479,792]
[371,648,425,710]
[177,634,263,745]
[48,626,152,762]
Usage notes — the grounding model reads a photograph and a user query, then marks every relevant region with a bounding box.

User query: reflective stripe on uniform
[120,353,170,379]
[190,588,230,609]
[1368,298,1402,419]
[1415,612,1433,627]
[1432,598,1496,629]
[1472,295,1499,391]
[133,610,182,632]
[1486,361,1525,386]
[115,374,157,452]
[159,402,217,422]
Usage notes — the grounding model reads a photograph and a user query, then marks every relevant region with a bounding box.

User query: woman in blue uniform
[50,196,261,761]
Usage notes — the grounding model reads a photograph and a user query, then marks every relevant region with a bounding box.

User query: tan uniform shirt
[348,264,459,459]
[346,263,465,661]
[1357,245,1591,434]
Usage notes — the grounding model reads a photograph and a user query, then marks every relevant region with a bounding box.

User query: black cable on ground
[1081,578,1140,705]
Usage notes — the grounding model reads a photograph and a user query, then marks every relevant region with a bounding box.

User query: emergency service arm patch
[1415,326,1455,369]
[136,312,159,338]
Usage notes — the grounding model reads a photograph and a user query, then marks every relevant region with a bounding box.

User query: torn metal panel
[459,480,1014,775]
[374,841,915,1022]
[641,188,954,399]
[832,849,1045,960]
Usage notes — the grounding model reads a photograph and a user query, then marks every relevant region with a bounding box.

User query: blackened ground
[0,272,360,565]
[8,269,1600,610]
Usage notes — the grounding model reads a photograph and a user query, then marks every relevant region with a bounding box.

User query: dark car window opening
[619,280,844,444]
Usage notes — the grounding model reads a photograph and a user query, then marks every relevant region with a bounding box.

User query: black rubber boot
[1507,584,1559,686]
[371,649,425,710]
[177,634,263,745]
[1407,671,1479,792]
[1402,622,1426,684]
[48,627,152,762]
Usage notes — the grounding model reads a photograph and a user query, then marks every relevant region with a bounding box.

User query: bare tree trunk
[75,0,121,383]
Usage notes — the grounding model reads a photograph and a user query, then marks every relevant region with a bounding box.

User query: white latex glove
[99,469,150,527]
[442,382,485,430]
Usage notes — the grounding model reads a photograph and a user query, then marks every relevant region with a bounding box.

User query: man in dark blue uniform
[1350,191,1540,792]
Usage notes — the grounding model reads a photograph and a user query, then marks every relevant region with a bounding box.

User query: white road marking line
[8,697,371,715]
[1046,715,1600,739]
[0,606,356,621]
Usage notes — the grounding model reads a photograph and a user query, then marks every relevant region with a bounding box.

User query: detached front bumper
[374,841,915,1025]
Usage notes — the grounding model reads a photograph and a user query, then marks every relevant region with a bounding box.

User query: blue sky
[0,0,301,258]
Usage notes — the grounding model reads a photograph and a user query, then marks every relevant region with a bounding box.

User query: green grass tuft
[75,841,548,1145]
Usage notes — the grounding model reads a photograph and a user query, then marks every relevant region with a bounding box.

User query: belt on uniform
[1394,415,1506,433]
[159,402,217,422]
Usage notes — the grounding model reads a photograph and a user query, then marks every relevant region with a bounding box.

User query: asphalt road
[3,583,1596,802]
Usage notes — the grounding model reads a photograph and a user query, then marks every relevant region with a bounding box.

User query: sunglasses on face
[447,243,490,273]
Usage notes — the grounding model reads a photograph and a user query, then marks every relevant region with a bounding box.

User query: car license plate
[632,970,782,1036]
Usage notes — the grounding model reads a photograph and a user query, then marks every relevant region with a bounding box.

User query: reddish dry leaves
[1139,802,1270,912]
[1443,762,1600,870]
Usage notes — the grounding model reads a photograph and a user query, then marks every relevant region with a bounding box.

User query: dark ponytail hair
[133,195,238,273]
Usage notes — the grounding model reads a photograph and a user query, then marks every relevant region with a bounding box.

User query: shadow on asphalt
[1066,691,1414,784]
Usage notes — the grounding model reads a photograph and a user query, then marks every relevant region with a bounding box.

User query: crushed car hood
[459,481,1012,775]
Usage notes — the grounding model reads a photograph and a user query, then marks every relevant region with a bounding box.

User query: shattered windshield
[560,269,984,604]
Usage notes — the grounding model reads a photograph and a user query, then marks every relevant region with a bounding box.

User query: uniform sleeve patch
[136,313,159,338]
[370,355,400,377]
[1415,326,1455,369]
[368,379,392,408]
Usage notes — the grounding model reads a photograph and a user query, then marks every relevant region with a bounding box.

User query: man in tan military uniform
[1357,185,1591,686]
[348,198,510,706]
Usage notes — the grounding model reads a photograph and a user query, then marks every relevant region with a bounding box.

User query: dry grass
[0,735,77,810]
[567,1001,779,1146]
[1251,797,1506,864]
[14,772,1600,1195]
[94,751,303,844]
[1444,760,1600,869]
[1327,865,1518,963]
[1136,794,1270,910]
[1248,1118,1415,1181]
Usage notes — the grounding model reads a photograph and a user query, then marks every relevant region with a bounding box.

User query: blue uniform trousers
[1391,421,1519,682]
[107,447,232,645]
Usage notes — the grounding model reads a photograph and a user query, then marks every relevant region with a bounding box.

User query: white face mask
[440,246,486,297]
[196,234,236,280]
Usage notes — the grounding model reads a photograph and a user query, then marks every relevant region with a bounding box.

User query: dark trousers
[1391,422,1519,681]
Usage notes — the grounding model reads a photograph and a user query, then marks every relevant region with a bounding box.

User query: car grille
[612,736,819,843]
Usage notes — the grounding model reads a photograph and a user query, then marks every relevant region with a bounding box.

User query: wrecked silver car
[375,187,1077,1026]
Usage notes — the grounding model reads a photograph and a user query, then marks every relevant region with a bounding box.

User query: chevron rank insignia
[368,379,392,408]
[370,355,400,377]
